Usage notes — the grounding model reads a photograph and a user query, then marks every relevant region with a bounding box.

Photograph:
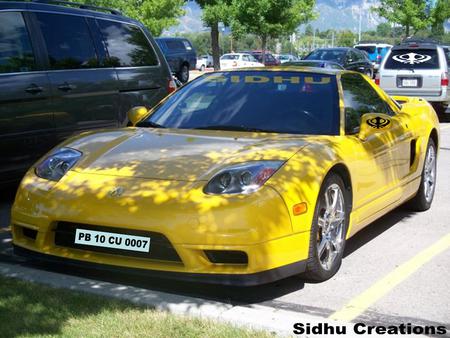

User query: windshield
[305,49,346,62]
[142,71,340,135]
[384,49,440,69]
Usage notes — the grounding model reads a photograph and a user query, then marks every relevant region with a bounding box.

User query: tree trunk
[405,24,410,38]
[261,35,267,65]
[211,22,220,70]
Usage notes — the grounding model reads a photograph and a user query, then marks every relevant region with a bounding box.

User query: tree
[376,22,392,37]
[336,30,356,47]
[305,24,314,36]
[83,0,185,36]
[232,0,315,62]
[372,0,431,37]
[431,0,450,36]
[196,0,233,70]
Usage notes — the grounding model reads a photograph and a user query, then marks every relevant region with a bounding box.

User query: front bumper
[11,172,311,285]
[13,245,306,286]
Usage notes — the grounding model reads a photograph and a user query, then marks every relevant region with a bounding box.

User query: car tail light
[441,73,449,86]
[168,78,176,93]
[375,73,380,85]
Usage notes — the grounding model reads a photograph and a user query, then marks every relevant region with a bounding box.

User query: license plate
[402,78,418,87]
[74,229,151,253]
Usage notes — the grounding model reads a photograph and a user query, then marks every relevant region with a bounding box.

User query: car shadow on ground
[4,207,416,307]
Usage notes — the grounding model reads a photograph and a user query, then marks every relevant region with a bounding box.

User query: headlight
[204,161,284,195]
[35,148,82,181]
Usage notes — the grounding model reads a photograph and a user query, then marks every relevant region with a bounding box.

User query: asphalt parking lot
[1,119,449,332]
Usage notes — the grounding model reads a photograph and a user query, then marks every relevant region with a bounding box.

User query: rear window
[143,71,340,135]
[165,39,185,51]
[384,49,440,70]
[355,46,376,54]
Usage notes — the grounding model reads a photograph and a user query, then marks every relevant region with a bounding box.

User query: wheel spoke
[318,237,327,258]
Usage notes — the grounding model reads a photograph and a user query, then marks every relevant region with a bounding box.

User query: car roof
[392,42,438,51]
[209,66,346,76]
[0,1,141,26]
[313,47,351,51]
[355,43,392,48]
[156,37,188,41]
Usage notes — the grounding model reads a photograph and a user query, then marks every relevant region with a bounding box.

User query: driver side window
[341,73,391,134]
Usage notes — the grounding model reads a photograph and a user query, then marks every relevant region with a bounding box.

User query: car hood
[65,128,309,181]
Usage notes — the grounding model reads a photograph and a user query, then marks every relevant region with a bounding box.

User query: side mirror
[127,106,148,127]
[358,113,393,141]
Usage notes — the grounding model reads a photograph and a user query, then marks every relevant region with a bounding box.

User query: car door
[0,11,55,182]
[34,12,120,141]
[340,73,411,225]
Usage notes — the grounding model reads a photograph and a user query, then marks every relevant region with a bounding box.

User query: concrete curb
[0,261,338,337]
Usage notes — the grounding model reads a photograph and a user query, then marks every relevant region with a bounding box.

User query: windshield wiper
[136,120,166,128]
[194,125,278,133]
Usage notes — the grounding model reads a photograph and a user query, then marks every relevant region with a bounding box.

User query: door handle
[57,82,76,92]
[25,84,43,94]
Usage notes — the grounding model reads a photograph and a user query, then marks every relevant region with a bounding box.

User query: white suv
[377,41,449,114]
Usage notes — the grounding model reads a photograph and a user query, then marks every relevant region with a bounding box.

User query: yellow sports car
[11,68,439,285]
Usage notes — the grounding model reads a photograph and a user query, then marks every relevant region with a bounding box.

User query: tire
[303,173,350,281]
[406,138,437,211]
[431,102,447,115]
[178,64,189,83]
[200,64,205,72]
[365,69,373,78]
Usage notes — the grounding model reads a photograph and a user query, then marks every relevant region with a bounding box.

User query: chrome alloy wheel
[317,183,346,270]
[424,143,436,203]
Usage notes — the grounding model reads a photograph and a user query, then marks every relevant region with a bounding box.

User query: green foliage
[232,0,316,50]
[431,0,450,36]
[82,0,185,36]
[372,0,432,37]
[0,276,275,338]
[376,22,392,37]
[336,30,356,47]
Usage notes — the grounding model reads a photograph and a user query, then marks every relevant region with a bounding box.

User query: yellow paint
[10,68,440,282]
[329,233,450,322]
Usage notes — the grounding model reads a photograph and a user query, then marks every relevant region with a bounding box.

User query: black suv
[156,37,197,83]
[0,0,173,184]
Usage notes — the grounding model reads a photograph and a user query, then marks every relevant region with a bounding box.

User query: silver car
[377,41,449,114]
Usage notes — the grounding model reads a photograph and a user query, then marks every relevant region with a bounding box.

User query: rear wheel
[406,138,437,211]
[304,173,350,281]
[178,64,189,83]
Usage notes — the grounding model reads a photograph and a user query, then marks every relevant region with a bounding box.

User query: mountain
[163,0,383,35]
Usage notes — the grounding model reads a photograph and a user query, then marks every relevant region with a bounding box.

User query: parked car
[303,47,374,77]
[275,54,299,63]
[220,53,264,70]
[284,60,344,70]
[0,0,173,185]
[156,37,196,83]
[243,50,281,66]
[354,43,392,71]
[377,40,450,115]
[196,54,213,71]
[12,68,439,285]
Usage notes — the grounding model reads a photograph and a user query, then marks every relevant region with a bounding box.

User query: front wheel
[304,173,350,281]
[406,138,437,211]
